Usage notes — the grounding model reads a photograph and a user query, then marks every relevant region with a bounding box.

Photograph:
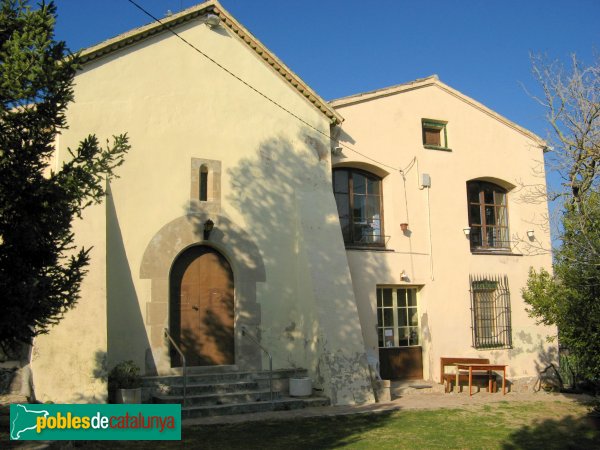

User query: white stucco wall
[332,80,556,383]
[31,200,108,403]
[31,16,373,404]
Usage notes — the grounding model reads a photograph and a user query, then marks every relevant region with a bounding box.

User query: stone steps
[143,368,329,418]
[143,368,304,386]
[158,380,261,396]
[153,389,281,406]
[181,396,330,419]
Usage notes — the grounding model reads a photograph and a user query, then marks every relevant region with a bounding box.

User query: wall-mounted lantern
[463,227,471,238]
[331,146,344,157]
[204,219,214,240]
[527,229,535,240]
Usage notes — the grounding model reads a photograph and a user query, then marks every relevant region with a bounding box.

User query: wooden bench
[440,357,498,393]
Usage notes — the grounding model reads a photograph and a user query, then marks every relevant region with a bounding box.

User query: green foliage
[524,54,600,386]
[0,0,129,352]
[522,267,569,330]
[523,168,600,384]
[108,361,141,390]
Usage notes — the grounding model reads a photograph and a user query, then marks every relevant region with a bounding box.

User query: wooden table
[455,363,507,396]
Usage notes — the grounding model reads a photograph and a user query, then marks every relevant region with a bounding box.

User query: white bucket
[289,377,312,397]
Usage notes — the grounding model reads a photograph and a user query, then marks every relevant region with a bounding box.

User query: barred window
[470,275,512,349]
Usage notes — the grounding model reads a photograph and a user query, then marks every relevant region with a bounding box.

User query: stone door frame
[140,213,265,375]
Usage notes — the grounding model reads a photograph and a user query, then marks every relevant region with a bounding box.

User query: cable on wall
[125,0,411,174]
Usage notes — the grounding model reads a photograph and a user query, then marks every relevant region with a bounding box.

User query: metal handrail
[241,326,273,403]
[164,328,187,408]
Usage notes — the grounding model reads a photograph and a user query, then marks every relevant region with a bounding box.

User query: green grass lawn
[2,400,599,449]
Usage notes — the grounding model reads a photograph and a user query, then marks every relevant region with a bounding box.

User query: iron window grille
[470,274,512,349]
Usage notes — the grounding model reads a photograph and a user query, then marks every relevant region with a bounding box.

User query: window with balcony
[333,168,383,246]
[467,180,509,251]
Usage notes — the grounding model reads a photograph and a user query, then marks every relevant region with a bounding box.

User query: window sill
[345,246,393,252]
[473,346,513,350]
[379,345,422,349]
[471,249,523,256]
[423,145,452,152]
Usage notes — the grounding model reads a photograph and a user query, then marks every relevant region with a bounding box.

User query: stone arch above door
[140,213,265,374]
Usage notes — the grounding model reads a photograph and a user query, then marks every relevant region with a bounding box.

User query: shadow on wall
[106,187,156,375]
[533,344,562,390]
[68,350,108,403]
[224,131,393,387]
[420,311,433,375]
[225,133,321,371]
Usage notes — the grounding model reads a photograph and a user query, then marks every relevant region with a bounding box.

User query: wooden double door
[169,246,234,367]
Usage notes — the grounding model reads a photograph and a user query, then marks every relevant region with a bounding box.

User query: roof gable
[79,0,342,124]
[330,75,545,145]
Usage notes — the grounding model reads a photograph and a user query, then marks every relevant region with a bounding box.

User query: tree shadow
[185,411,397,450]
[501,414,600,449]
[532,344,561,390]
[68,350,108,403]
[172,320,234,368]
[224,130,395,401]
[507,332,600,445]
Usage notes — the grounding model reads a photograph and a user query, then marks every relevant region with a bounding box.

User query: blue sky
[53,0,599,136]
[53,0,599,240]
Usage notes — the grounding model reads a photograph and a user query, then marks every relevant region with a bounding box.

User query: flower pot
[115,387,142,404]
[289,377,312,397]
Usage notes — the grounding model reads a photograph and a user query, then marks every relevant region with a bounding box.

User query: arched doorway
[169,246,234,367]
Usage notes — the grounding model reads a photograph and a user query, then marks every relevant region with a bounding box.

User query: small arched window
[467,180,509,250]
[199,165,208,201]
[333,168,383,246]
